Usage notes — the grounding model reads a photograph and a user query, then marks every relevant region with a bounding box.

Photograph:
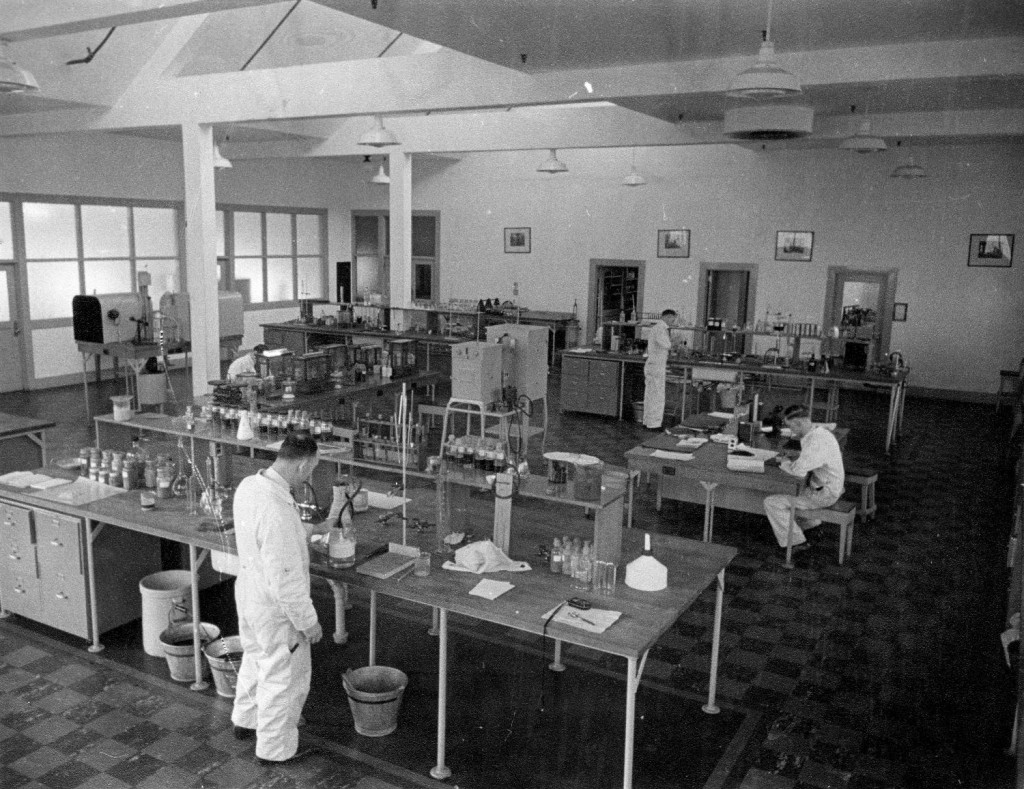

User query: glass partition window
[0,202,13,260]
[81,205,130,258]
[133,207,177,258]
[27,260,79,320]
[84,259,132,295]
[0,268,11,321]
[266,257,294,301]
[24,203,77,260]
[234,212,262,256]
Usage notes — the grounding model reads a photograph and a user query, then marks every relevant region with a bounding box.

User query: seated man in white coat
[763,404,845,552]
[227,344,267,381]
[231,433,322,764]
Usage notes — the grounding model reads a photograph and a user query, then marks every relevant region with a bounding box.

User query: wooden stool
[845,466,878,521]
[785,499,858,568]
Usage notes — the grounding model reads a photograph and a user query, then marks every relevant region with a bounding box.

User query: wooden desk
[0,413,56,472]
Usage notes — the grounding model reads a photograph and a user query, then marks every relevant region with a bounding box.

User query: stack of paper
[542,604,622,634]
[651,449,694,462]
[675,436,708,451]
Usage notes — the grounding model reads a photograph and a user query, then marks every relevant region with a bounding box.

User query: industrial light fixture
[358,114,400,147]
[370,160,390,185]
[537,148,568,173]
[0,40,39,93]
[840,105,886,153]
[621,148,646,186]
[725,0,800,99]
[213,142,232,169]
[889,141,926,178]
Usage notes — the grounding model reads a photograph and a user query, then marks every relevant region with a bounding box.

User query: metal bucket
[342,666,408,737]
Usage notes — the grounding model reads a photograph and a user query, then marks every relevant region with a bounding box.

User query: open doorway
[696,263,758,355]
[823,267,897,369]
[586,259,645,343]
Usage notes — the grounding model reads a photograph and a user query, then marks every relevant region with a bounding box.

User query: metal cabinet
[560,356,622,417]
[262,326,307,356]
[0,502,40,621]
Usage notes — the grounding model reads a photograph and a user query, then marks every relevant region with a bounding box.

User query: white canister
[111,395,134,422]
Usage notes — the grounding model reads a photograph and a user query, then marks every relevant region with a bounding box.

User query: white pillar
[388,151,412,328]
[180,124,221,398]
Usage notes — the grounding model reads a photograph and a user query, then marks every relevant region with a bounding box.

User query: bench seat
[785,499,858,568]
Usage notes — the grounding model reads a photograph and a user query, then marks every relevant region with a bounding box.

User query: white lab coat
[643,320,672,428]
[227,353,257,380]
[231,469,319,761]
[763,426,845,547]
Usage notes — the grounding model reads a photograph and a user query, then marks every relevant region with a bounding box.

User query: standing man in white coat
[763,404,845,551]
[643,309,678,430]
[231,433,323,764]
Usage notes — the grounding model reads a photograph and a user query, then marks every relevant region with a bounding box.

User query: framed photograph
[892,302,908,322]
[657,229,690,258]
[504,227,531,254]
[967,233,1013,267]
[775,231,814,261]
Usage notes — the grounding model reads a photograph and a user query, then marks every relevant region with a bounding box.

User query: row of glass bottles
[550,536,593,590]
[441,436,510,473]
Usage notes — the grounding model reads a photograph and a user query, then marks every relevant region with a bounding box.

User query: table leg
[325,580,348,644]
[549,639,565,672]
[618,362,626,421]
[85,520,104,653]
[627,470,635,530]
[430,608,452,780]
[188,544,209,691]
[622,651,649,789]
[897,381,907,434]
[699,481,718,542]
[428,606,440,636]
[702,569,725,714]
[81,354,91,422]
[541,394,548,454]
[655,473,663,512]
[885,383,898,453]
[24,431,46,468]
[369,590,377,666]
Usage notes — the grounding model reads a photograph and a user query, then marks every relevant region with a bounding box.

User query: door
[823,267,898,368]
[0,263,26,392]
[586,259,645,343]
[696,263,758,356]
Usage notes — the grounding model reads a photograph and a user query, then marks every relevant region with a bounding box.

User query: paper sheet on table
[542,604,622,634]
[650,449,694,462]
[728,444,778,462]
[29,476,73,490]
[468,579,515,600]
[674,436,708,451]
[709,433,737,444]
[365,491,411,510]
[709,411,736,420]
[0,471,35,486]
[31,478,125,505]
[1,472,52,489]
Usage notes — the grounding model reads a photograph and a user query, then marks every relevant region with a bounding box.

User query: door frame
[586,258,646,343]
[696,262,758,352]
[0,261,28,392]
[822,266,898,365]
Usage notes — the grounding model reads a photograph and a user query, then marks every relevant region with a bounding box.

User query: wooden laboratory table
[0,412,56,473]
[562,347,907,451]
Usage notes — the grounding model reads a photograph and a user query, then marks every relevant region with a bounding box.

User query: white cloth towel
[442,540,531,573]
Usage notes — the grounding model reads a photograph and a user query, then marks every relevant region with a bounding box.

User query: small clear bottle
[549,538,563,574]
[573,544,593,591]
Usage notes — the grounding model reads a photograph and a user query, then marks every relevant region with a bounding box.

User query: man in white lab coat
[642,309,678,429]
[763,404,845,550]
[227,344,267,380]
[231,433,322,764]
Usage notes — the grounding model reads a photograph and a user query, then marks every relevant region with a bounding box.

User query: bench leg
[838,522,847,564]
[846,519,855,557]
[784,505,796,569]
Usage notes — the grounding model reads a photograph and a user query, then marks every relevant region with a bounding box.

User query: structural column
[180,124,222,398]
[388,151,412,328]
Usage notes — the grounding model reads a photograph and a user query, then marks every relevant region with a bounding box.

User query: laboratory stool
[844,467,878,522]
[784,499,858,569]
[997,360,1023,412]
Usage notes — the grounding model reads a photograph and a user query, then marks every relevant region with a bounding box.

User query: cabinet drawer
[35,512,83,578]
[588,360,620,383]
[1,548,41,621]
[562,357,589,379]
[1,503,33,547]
[39,570,88,639]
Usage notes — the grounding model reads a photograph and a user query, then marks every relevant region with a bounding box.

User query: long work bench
[1,419,732,789]
[562,348,908,452]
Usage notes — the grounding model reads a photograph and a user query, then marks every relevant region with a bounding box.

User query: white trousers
[763,488,838,547]
[231,612,312,761]
[643,367,666,428]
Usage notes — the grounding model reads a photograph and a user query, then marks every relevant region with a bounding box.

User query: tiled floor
[0,370,1018,788]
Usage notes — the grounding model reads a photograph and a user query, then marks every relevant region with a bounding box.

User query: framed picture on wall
[657,229,690,258]
[504,227,531,253]
[775,231,814,261]
[892,302,908,322]
[967,233,1013,267]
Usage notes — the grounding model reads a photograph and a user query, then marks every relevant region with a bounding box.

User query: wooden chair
[784,499,858,569]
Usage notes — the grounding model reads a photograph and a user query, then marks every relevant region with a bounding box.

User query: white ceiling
[1,0,1022,159]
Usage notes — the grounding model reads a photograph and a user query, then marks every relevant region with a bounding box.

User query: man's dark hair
[252,344,267,355]
[277,432,318,460]
[661,309,677,318]
[783,404,810,420]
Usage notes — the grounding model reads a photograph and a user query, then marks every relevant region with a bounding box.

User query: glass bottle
[549,538,563,574]
[573,544,593,591]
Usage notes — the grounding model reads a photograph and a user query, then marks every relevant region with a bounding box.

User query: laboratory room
[0,2,1021,788]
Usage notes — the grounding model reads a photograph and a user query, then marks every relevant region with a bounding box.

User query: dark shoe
[789,542,811,554]
[233,726,256,741]
[256,749,308,767]
[645,426,664,432]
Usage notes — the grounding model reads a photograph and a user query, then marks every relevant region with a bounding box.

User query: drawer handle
[55,592,68,600]
[14,586,25,594]
[50,540,62,547]
[8,552,20,561]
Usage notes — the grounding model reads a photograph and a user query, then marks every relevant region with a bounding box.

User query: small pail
[159,622,220,682]
[203,636,243,698]
[111,395,134,422]
[632,400,645,423]
[139,570,192,657]
[342,666,408,737]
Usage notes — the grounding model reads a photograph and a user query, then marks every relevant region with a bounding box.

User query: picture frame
[504,227,531,254]
[657,229,690,258]
[892,302,908,322]
[775,231,814,261]
[967,233,1013,267]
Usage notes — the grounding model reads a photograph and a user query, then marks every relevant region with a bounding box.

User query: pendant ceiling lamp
[359,114,400,147]
[840,105,886,153]
[889,141,926,178]
[537,148,568,173]
[213,142,232,169]
[370,161,390,185]
[622,148,646,186]
[0,40,39,93]
[725,0,800,99]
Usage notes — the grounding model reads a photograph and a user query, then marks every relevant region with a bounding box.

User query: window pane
[24,203,77,259]
[216,211,226,257]
[297,258,323,299]
[414,262,433,300]
[234,212,262,256]
[234,258,264,304]
[296,214,320,255]
[0,202,12,260]
[133,207,177,257]
[267,257,294,301]
[0,269,10,321]
[28,260,78,319]
[266,213,292,255]
[138,258,179,309]
[82,205,130,258]
[84,259,132,296]
[412,215,436,258]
